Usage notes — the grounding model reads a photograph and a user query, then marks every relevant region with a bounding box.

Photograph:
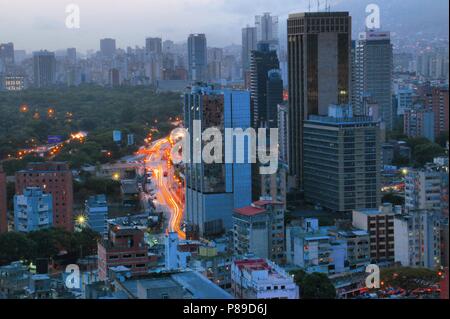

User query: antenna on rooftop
[308,0,311,12]
[317,0,320,12]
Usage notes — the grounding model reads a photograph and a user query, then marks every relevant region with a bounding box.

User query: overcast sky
[0,0,447,52]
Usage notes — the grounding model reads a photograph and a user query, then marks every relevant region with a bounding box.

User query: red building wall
[0,166,7,233]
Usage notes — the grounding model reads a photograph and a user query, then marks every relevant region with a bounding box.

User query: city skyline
[0,0,448,52]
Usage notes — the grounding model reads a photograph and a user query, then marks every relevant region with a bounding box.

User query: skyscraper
[242,26,257,82]
[66,48,77,64]
[15,162,74,231]
[0,165,7,233]
[33,50,56,88]
[255,13,279,46]
[100,38,116,58]
[250,42,281,128]
[184,85,252,238]
[354,31,393,129]
[265,69,284,128]
[287,12,351,190]
[187,34,207,82]
[145,37,162,55]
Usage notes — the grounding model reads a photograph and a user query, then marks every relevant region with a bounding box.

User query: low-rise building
[233,199,285,264]
[352,203,400,264]
[231,258,299,299]
[97,226,150,281]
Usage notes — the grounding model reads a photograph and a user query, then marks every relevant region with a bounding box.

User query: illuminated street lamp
[112,172,120,181]
[75,214,88,231]
[401,168,409,176]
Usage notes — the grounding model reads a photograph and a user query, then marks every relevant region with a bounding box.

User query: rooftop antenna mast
[317,0,320,12]
[308,0,311,12]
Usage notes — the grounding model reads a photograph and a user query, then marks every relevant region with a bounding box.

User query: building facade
[231,258,298,299]
[187,34,207,82]
[403,104,435,141]
[0,166,8,233]
[15,162,74,231]
[287,12,351,189]
[352,203,399,264]
[184,85,252,238]
[85,194,108,236]
[13,187,53,233]
[303,104,381,212]
[233,199,285,264]
[33,51,56,88]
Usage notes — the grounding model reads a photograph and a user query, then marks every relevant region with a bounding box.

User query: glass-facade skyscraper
[184,85,252,238]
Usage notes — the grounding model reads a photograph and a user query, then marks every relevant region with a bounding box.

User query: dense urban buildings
[100,38,116,59]
[242,26,257,83]
[15,162,74,231]
[287,12,352,190]
[0,166,7,233]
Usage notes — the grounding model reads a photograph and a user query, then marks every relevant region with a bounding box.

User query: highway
[141,137,186,239]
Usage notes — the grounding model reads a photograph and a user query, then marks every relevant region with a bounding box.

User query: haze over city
[0,0,448,52]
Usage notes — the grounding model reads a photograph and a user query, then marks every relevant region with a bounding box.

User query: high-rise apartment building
[287,12,351,189]
[421,86,449,138]
[303,104,381,212]
[353,31,393,130]
[255,13,279,46]
[15,162,74,231]
[394,209,442,269]
[187,34,207,82]
[405,164,448,212]
[13,187,53,232]
[0,42,14,69]
[33,51,56,88]
[184,85,252,238]
[0,165,7,233]
[403,104,435,141]
[100,38,116,58]
[145,37,162,55]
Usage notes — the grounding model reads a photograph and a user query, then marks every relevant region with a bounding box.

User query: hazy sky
[0,0,448,52]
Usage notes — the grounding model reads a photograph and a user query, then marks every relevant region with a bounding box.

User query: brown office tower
[287,12,351,190]
[0,165,7,233]
[15,162,74,231]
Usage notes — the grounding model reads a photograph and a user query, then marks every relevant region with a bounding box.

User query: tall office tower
[145,37,162,55]
[187,34,207,82]
[100,38,116,58]
[250,42,281,128]
[255,13,279,46]
[265,69,284,128]
[66,48,76,64]
[277,103,288,164]
[242,26,257,83]
[354,31,393,130]
[14,187,53,233]
[394,209,442,269]
[184,85,252,238]
[0,42,14,69]
[396,87,414,116]
[303,104,381,212]
[421,86,449,138]
[32,50,56,88]
[287,12,351,190]
[0,165,7,233]
[15,162,74,231]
